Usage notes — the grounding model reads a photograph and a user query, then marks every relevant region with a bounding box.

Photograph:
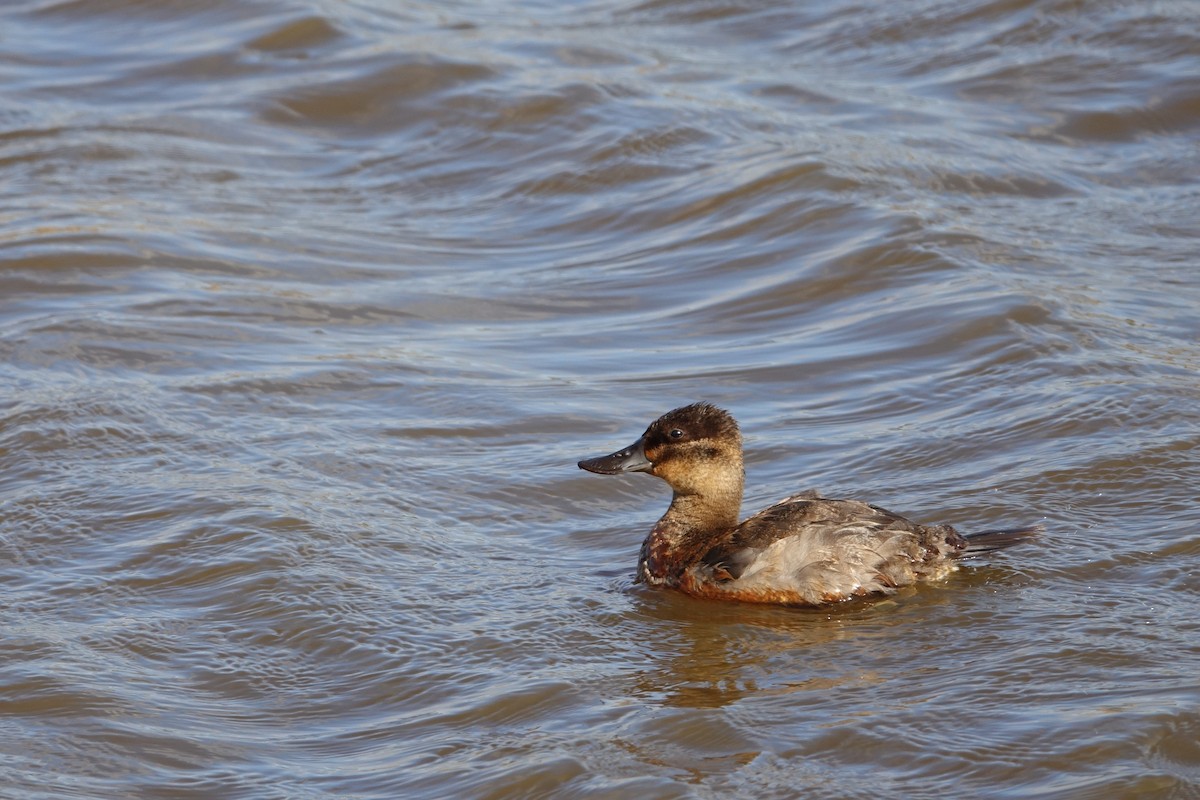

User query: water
[2,0,1198,798]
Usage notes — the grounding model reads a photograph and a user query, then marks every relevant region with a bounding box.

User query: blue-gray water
[2,1,1198,798]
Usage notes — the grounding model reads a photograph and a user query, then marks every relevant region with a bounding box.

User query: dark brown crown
[643,402,740,449]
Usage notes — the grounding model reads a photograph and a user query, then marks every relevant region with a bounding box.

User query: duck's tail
[961,524,1043,556]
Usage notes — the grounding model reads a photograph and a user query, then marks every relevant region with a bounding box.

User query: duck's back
[685,495,969,605]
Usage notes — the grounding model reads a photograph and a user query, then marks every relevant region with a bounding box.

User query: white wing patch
[732,524,919,603]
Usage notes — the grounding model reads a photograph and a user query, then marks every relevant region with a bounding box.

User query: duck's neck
[639,481,743,584]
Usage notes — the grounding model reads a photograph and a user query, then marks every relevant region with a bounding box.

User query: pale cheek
[650,460,685,487]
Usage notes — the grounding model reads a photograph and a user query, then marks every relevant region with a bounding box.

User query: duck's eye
[669,428,685,439]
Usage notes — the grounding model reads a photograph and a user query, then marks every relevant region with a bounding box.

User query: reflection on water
[2,0,1199,797]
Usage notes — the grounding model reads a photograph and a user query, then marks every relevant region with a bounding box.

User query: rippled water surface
[2,0,1199,798]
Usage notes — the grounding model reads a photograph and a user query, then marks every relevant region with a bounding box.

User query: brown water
[2,0,1198,798]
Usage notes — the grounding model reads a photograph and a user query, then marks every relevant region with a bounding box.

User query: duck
[578,402,1040,606]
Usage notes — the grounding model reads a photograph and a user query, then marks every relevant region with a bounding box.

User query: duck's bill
[578,437,652,474]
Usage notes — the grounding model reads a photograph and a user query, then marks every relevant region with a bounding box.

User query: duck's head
[578,402,744,500]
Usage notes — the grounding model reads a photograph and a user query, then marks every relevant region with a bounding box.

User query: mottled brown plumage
[578,402,1040,606]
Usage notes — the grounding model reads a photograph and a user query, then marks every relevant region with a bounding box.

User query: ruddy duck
[578,402,1039,606]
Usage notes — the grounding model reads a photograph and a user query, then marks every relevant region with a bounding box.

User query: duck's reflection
[623,584,914,710]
